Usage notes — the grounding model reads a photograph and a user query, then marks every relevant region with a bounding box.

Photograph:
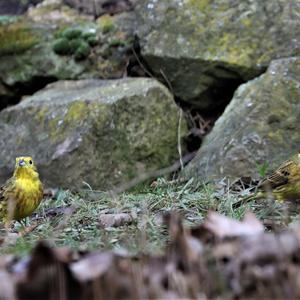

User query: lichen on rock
[136,0,300,108]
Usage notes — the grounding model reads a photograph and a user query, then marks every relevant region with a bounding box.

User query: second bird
[233,152,300,208]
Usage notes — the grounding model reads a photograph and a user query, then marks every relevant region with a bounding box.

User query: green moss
[82,31,96,39]
[62,27,82,40]
[74,41,90,61]
[53,37,92,59]
[69,38,83,50]
[53,26,96,59]
[52,38,72,55]
[83,32,99,47]
[86,36,98,46]
[109,38,127,48]
[40,101,91,141]
[206,32,256,67]
[0,21,39,56]
[65,101,90,123]
[54,25,69,39]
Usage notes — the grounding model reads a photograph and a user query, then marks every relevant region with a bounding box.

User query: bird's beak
[18,160,26,167]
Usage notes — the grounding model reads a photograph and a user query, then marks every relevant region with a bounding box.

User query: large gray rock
[184,57,300,181]
[136,0,300,109]
[0,78,184,189]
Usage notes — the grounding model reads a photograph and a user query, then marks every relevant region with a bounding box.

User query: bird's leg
[17,218,27,229]
[18,218,39,236]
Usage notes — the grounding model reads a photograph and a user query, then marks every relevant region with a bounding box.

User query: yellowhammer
[0,157,43,223]
[233,152,300,208]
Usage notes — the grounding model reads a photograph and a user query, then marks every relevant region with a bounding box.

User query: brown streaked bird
[233,152,300,208]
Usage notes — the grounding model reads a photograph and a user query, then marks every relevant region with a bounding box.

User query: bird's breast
[14,178,43,220]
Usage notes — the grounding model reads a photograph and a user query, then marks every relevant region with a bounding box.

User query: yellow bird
[233,152,300,208]
[0,157,43,223]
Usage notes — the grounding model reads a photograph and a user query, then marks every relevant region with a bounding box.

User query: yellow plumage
[233,152,300,208]
[0,157,43,223]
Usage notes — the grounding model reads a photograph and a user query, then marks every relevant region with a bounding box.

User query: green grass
[0,178,296,256]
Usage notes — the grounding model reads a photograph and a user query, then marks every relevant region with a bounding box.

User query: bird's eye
[29,160,33,165]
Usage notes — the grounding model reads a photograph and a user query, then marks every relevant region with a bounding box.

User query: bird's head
[14,156,39,179]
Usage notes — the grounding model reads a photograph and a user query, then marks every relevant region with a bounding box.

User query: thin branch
[160,69,174,94]
[131,47,154,78]
[178,109,184,170]
[110,152,196,195]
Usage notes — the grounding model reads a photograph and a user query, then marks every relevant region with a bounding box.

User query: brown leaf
[0,263,16,300]
[70,252,114,282]
[99,213,135,228]
[16,242,81,300]
[0,255,17,300]
[203,211,264,238]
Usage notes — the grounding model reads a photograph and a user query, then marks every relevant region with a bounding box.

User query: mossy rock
[0,7,135,104]
[0,78,187,189]
[136,0,300,107]
[183,57,300,181]
[0,20,39,56]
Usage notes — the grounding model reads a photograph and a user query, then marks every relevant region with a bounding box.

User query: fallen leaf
[99,213,135,228]
[203,211,264,238]
[0,261,16,300]
[70,252,114,281]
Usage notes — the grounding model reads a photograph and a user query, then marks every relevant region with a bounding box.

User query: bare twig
[160,69,174,94]
[110,152,196,195]
[131,47,154,78]
[178,109,184,170]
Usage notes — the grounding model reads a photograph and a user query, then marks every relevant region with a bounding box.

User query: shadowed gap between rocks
[127,39,267,164]
[180,77,247,156]
[126,35,150,78]
[0,75,57,111]
[126,42,253,166]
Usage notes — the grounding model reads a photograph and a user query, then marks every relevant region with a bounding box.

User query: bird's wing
[0,178,17,221]
[0,178,15,202]
[233,156,299,209]
[260,160,295,189]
